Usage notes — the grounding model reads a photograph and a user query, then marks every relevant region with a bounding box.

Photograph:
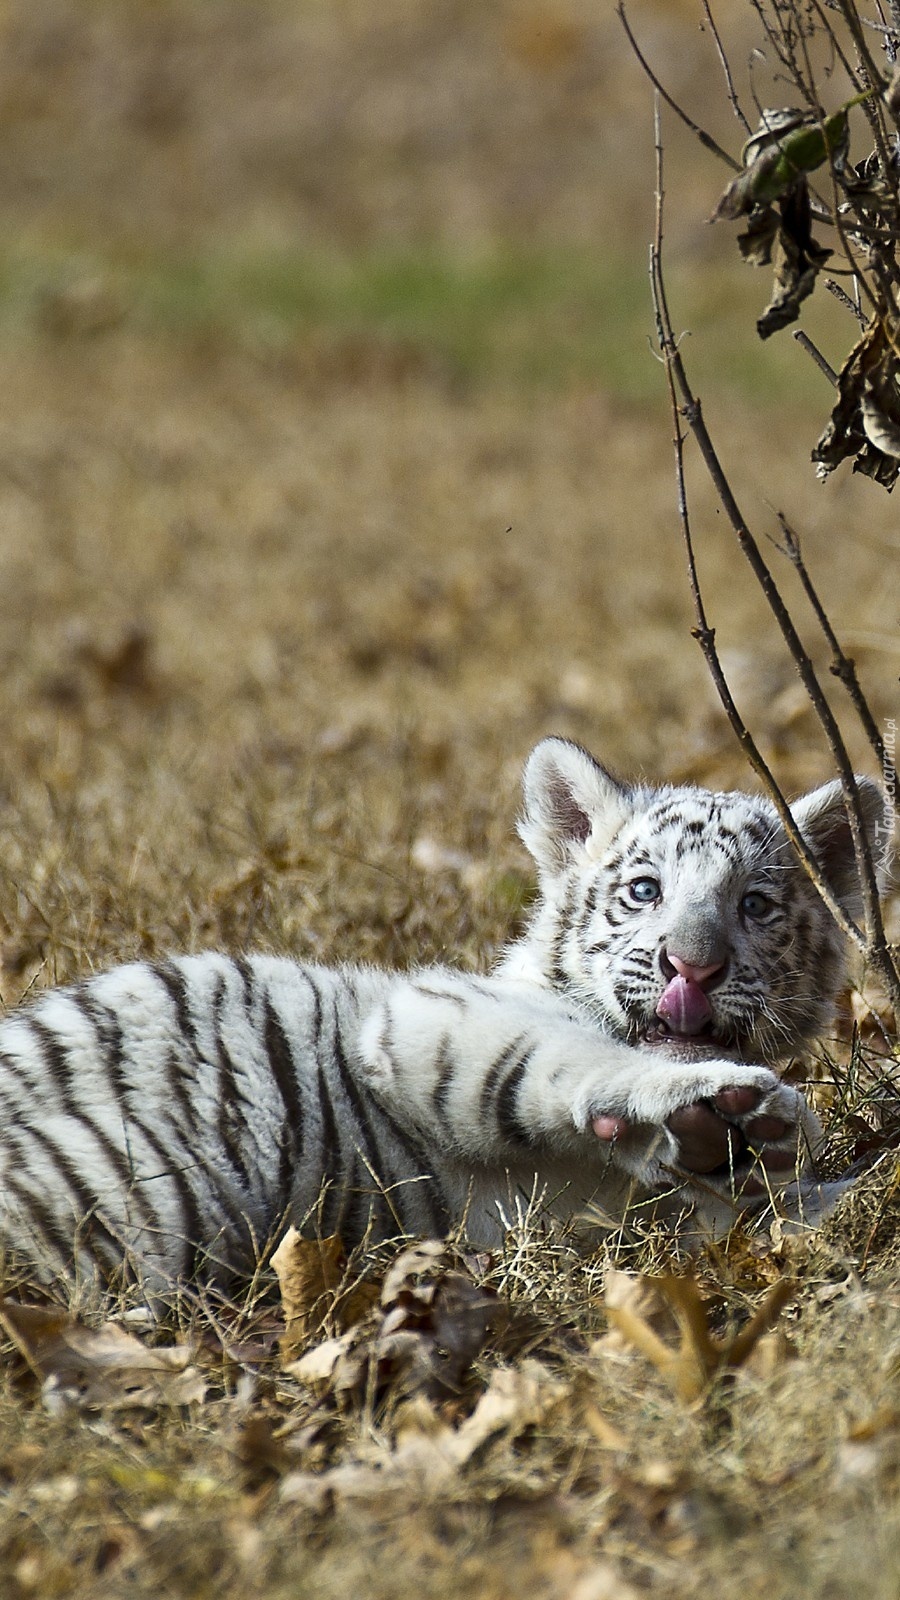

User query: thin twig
[822,0,895,36]
[700,0,752,133]
[826,277,869,325]
[671,361,896,994]
[801,4,896,308]
[793,330,839,384]
[815,0,897,199]
[775,510,899,816]
[749,0,804,87]
[618,4,741,172]
[834,0,889,90]
[651,97,900,1019]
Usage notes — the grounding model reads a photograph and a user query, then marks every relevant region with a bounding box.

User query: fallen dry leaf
[834,1412,900,1488]
[286,1240,502,1406]
[272,1227,380,1363]
[287,1336,348,1392]
[232,1414,294,1482]
[448,1359,565,1465]
[566,1565,641,1600]
[73,620,155,692]
[0,1298,204,1411]
[598,1269,676,1355]
[272,1229,345,1362]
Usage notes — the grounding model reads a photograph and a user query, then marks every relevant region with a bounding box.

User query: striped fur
[0,738,884,1292]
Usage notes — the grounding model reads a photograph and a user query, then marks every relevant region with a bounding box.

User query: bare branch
[774,510,899,815]
[652,100,869,953]
[833,0,889,90]
[618,4,741,173]
[826,276,868,325]
[812,0,897,188]
[651,96,900,1020]
[793,329,840,383]
[700,0,752,134]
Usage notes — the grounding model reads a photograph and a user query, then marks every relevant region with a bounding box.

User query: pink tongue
[656,974,713,1036]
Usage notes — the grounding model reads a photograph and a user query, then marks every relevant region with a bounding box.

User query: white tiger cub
[0,737,883,1293]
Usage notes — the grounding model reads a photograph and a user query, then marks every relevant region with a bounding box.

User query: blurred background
[0,0,893,988]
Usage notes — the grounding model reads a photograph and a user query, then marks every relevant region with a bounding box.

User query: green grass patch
[0,240,847,409]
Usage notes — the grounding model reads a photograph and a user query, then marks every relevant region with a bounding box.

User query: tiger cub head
[512,736,888,1064]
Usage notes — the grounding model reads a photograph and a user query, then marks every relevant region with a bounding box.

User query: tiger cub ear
[519,737,631,876]
[790,775,890,917]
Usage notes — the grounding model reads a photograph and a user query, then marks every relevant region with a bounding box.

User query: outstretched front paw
[663,1083,808,1192]
[590,1062,819,1195]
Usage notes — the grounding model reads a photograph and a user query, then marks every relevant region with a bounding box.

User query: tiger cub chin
[0,737,884,1293]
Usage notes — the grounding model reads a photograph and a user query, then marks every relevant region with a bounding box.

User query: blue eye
[741,890,771,919]
[629,877,661,905]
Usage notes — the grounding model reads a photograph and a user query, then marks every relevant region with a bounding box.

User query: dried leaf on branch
[713,108,843,338]
[812,319,900,490]
[754,187,832,340]
[713,105,853,222]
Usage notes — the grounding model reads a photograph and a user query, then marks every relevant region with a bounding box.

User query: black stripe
[578,881,602,938]
[126,1112,206,1275]
[2,1156,83,1267]
[24,1016,70,1096]
[25,1017,159,1230]
[263,998,304,1206]
[469,981,504,1001]
[149,966,207,1137]
[374,1011,401,1073]
[411,984,466,1007]
[549,881,578,988]
[69,990,130,1100]
[210,975,253,1187]
[315,1043,345,1237]
[162,1045,203,1140]
[368,1077,447,1233]
[332,1009,383,1167]
[349,1007,445,1236]
[299,968,324,1040]
[495,1048,535,1147]
[17,1122,125,1271]
[153,962,211,1076]
[233,956,257,1011]
[0,1044,43,1098]
[431,1035,456,1131]
[479,1035,527,1120]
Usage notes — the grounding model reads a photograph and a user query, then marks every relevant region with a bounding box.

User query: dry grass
[0,2,896,1596]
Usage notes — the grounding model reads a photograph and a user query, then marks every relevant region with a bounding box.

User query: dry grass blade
[724,1277,798,1366]
[603,1272,797,1402]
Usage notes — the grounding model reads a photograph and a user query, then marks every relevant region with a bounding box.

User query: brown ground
[0,3,897,1597]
